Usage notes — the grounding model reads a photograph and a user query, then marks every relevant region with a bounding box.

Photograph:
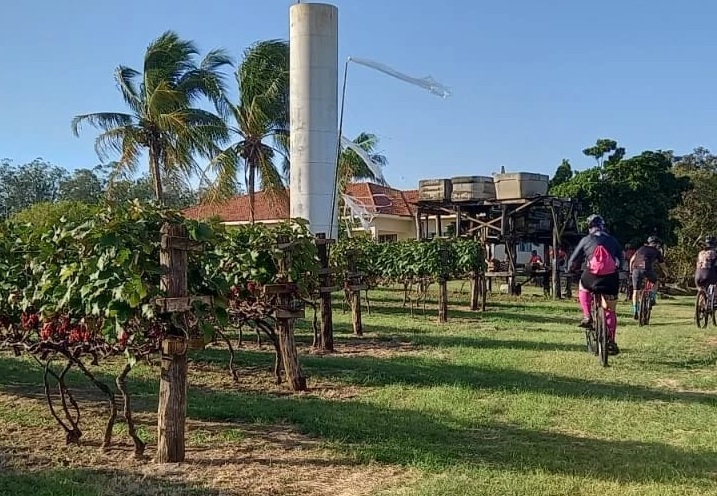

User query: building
[182,182,543,263]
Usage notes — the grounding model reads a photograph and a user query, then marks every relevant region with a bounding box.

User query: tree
[10,200,99,232]
[668,148,717,284]
[548,159,573,191]
[107,174,197,209]
[0,159,68,218]
[209,40,289,223]
[72,31,232,203]
[552,148,688,245]
[59,168,105,204]
[582,138,625,168]
[337,132,388,192]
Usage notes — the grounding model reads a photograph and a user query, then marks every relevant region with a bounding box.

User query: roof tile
[183,182,417,222]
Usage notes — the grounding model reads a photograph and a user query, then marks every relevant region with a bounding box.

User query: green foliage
[0,158,68,218]
[668,148,717,285]
[332,237,486,285]
[9,201,99,233]
[548,159,573,191]
[582,138,625,167]
[211,219,319,298]
[552,147,688,245]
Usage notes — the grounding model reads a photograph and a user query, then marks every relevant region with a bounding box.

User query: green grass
[1,286,717,495]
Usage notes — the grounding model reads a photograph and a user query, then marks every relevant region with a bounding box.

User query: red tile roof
[344,183,417,217]
[183,182,417,222]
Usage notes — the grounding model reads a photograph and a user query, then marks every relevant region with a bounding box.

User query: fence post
[156,222,189,463]
[315,233,334,351]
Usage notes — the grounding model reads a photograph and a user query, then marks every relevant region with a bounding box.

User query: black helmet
[705,235,717,248]
[586,214,605,230]
[647,235,661,245]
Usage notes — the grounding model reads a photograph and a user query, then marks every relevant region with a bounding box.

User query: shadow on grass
[184,388,717,485]
[361,302,579,326]
[1,356,716,486]
[189,349,717,406]
[0,467,219,496]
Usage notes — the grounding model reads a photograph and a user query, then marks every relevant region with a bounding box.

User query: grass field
[1,286,716,495]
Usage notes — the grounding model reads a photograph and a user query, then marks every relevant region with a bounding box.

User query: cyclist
[695,235,717,289]
[629,236,665,319]
[567,214,624,355]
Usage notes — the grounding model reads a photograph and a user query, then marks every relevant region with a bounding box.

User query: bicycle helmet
[704,235,716,248]
[647,235,661,245]
[586,214,605,230]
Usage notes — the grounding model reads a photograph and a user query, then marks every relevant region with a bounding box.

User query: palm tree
[337,132,388,194]
[72,31,232,203]
[208,40,289,223]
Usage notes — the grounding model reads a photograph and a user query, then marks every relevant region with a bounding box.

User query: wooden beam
[154,295,214,313]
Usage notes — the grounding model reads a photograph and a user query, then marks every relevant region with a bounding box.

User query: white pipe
[289,3,339,237]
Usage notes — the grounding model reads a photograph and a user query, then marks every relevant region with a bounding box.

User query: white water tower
[289,3,339,236]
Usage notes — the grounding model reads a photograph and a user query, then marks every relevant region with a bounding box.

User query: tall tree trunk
[248,162,256,224]
[149,143,163,203]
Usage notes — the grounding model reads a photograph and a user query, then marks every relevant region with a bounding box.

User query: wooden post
[550,205,561,299]
[351,290,363,335]
[157,223,189,464]
[436,214,442,237]
[470,273,480,311]
[315,234,334,352]
[415,211,422,240]
[277,302,307,391]
[272,236,307,392]
[438,244,449,322]
[438,277,448,322]
[346,250,364,336]
[455,206,461,237]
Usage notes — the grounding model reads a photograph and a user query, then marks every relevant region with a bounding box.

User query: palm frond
[71,112,134,136]
[177,48,234,117]
[114,65,142,114]
[93,125,139,163]
[237,39,289,114]
[256,144,286,192]
[145,81,187,118]
[143,31,199,91]
[202,145,241,203]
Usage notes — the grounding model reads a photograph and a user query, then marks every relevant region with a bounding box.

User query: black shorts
[695,269,717,288]
[581,271,620,298]
[632,269,657,290]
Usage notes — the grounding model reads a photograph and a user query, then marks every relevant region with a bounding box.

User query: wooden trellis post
[315,233,336,351]
[438,242,450,323]
[346,249,367,336]
[155,223,212,464]
[270,235,307,392]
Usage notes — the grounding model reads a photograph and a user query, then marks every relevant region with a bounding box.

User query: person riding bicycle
[566,214,624,355]
[695,235,717,289]
[629,235,665,319]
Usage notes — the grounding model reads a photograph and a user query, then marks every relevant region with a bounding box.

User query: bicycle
[585,290,610,367]
[695,283,717,328]
[638,279,654,327]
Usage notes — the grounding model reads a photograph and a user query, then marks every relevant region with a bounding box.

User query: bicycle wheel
[596,306,609,367]
[585,319,598,354]
[695,291,708,328]
[637,291,650,327]
[585,299,599,355]
[639,291,651,326]
[710,287,717,326]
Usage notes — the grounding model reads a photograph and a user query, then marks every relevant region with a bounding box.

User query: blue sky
[1,0,717,190]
